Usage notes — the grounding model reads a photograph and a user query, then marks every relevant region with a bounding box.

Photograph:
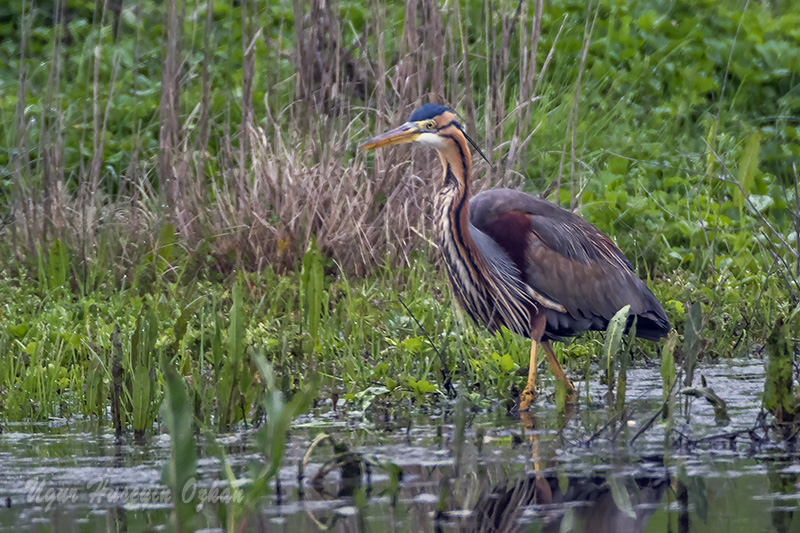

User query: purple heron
[361,104,669,409]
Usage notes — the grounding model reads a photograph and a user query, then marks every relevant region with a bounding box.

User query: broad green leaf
[498,353,515,373]
[228,278,246,368]
[735,130,760,211]
[682,302,702,387]
[660,331,677,402]
[301,237,324,351]
[603,305,630,393]
[47,238,68,291]
[216,371,235,430]
[252,353,318,479]
[144,307,158,359]
[217,282,245,430]
[555,379,567,412]
[156,223,176,274]
[748,194,773,213]
[415,380,438,394]
[617,316,637,411]
[131,313,142,369]
[400,336,425,353]
[131,305,158,370]
[615,375,627,412]
[607,476,636,519]
[8,324,29,338]
[132,364,151,432]
[159,363,197,531]
[764,318,795,423]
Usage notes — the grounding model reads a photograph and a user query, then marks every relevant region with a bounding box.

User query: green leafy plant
[682,302,703,387]
[131,304,159,441]
[301,237,325,352]
[218,353,318,530]
[160,361,198,532]
[603,305,630,396]
[764,318,797,426]
[217,277,247,430]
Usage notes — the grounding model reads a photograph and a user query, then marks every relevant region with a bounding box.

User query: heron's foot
[542,341,577,405]
[519,384,539,411]
[563,384,578,405]
[519,410,536,431]
[557,379,577,405]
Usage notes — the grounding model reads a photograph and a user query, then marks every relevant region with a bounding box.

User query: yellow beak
[360,122,421,150]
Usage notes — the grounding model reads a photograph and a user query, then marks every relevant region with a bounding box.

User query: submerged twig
[681,424,772,446]
[585,409,625,446]
[629,401,667,446]
[611,408,636,442]
[630,375,679,446]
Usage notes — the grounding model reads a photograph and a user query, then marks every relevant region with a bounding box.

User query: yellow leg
[520,411,553,504]
[519,411,540,466]
[542,341,577,403]
[519,340,539,411]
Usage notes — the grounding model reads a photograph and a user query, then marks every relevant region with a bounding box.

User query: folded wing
[469,188,670,341]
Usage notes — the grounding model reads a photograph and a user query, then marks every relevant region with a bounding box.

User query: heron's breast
[434,195,532,337]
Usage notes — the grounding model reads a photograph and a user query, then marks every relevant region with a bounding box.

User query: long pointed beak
[360,122,421,150]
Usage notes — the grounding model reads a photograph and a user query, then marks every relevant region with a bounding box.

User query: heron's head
[361,104,489,163]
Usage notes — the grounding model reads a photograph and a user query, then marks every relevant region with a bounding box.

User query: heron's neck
[429,128,536,338]
[434,132,472,239]
[433,135,500,330]
[433,134,488,289]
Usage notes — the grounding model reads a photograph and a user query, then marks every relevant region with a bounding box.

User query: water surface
[1,358,798,532]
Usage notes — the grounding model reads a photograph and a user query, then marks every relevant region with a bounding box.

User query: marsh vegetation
[0,0,798,530]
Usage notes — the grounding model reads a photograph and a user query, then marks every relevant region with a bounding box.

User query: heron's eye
[426,120,436,130]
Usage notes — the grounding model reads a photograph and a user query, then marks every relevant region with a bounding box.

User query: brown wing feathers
[470,188,670,341]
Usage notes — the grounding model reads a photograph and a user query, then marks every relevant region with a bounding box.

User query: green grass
[0,234,790,425]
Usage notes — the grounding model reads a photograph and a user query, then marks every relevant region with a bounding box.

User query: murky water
[1,358,798,532]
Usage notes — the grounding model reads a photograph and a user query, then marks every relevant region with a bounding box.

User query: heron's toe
[519,386,539,411]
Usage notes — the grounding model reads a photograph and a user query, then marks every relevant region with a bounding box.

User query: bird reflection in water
[469,470,669,533]
[468,412,669,533]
